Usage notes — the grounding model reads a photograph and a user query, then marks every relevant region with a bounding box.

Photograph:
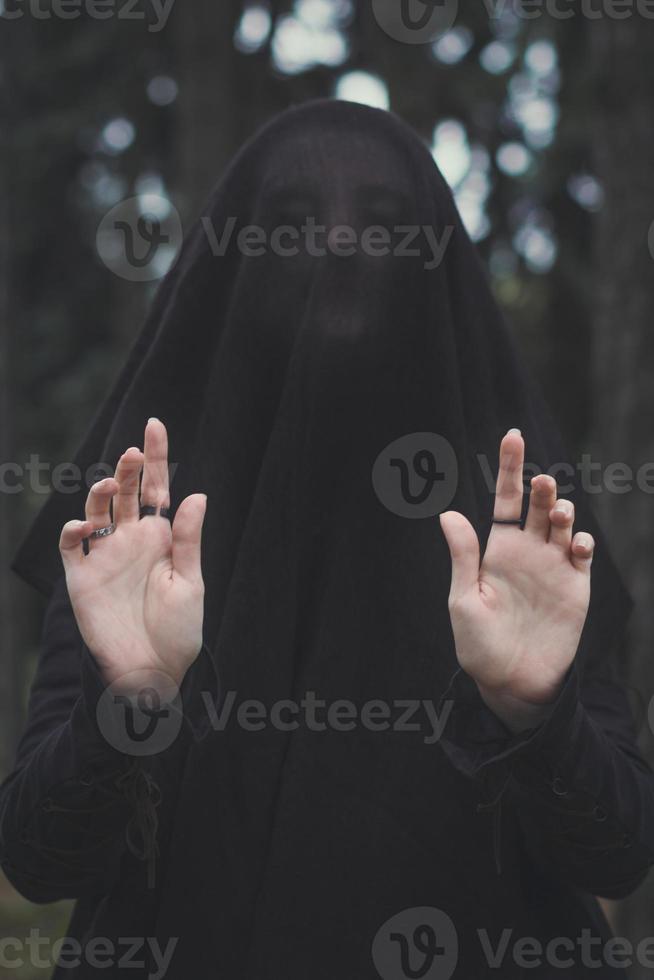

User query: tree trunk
[171,0,284,221]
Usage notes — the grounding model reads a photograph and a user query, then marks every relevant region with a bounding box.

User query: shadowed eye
[265,187,321,226]
[357,186,412,227]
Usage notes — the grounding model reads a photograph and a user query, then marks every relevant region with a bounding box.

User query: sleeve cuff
[437,662,582,790]
[74,641,221,769]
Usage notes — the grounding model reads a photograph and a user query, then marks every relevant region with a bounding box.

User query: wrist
[95,660,186,703]
[475,681,561,735]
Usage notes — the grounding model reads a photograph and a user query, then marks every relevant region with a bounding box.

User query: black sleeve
[438,658,654,899]
[0,575,219,903]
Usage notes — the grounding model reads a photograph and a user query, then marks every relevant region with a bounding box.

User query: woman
[2,100,652,978]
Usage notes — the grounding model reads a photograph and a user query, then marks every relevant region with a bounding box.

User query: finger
[440,511,480,602]
[524,474,558,538]
[140,418,170,512]
[113,447,144,524]
[59,519,94,569]
[85,477,119,527]
[171,494,207,584]
[570,531,594,573]
[549,498,575,550]
[493,429,525,523]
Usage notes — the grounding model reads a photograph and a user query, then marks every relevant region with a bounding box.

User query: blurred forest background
[2,0,654,975]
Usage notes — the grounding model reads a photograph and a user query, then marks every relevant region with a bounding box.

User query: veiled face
[244,119,426,343]
[258,120,417,230]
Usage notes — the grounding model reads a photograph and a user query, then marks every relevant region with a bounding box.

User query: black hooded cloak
[1,100,653,979]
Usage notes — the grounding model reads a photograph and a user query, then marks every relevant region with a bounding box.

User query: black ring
[492,518,523,526]
[140,504,171,520]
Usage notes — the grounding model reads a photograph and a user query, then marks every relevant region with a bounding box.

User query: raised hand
[59,418,206,697]
[440,429,594,732]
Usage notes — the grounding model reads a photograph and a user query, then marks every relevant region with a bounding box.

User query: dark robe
[2,100,653,978]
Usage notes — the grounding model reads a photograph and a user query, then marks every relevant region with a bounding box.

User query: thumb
[59,519,94,570]
[171,494,207,584]
[439,511,480,601]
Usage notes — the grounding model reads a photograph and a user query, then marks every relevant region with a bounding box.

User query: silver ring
[89,523,117,540]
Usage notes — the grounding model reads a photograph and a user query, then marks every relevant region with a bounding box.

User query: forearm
[0,639,219,902]
[439,664,654,897]
[511,696,654,896]
[0,650,136,901]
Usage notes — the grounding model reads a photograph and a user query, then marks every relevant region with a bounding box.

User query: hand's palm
[441,431,594,706]
[60,421,206,692]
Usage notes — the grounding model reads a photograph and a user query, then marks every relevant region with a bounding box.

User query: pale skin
[59,418,206,699]
[60,421,593,729]
[440,428,595,734]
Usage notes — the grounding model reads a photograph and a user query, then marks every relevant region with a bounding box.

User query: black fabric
[3,100,653,977]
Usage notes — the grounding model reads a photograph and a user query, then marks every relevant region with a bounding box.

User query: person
[1,100,652,979]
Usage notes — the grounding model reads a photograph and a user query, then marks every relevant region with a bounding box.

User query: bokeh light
[335,72,389,110]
